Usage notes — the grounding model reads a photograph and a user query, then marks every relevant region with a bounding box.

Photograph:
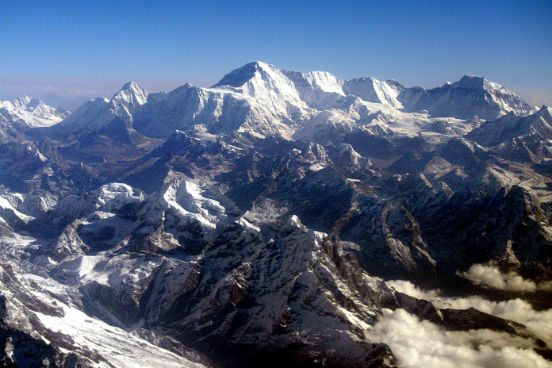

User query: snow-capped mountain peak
[50,62,536,141]
[536,104,551,117]
[303,70,344,94]
[213,61,303,103]
[467,102,552,147]
[455,74,485,86]
[454,74,516,100]
[399,74,533,120]
[11,95,39,108]
[114,81,148,106]
[0,96,68,128]
[342,77,404,108]
[110,81,148,119]
[212,61,276,88]
[120,80,140,90]
[58,81,148,131]
[456,74,533,114]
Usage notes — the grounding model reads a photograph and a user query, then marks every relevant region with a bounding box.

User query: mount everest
[0,62,551,368]
[41,61,533,142]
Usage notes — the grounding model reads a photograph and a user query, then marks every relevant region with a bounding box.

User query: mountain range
[0,62,550,368]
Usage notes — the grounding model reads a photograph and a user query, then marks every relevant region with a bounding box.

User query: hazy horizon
[1,65,551,110]
[2,0,551,109]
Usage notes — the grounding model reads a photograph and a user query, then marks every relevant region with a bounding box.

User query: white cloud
[386,279,441,299]
[387,280,552,345]
[459,264,552,293]
[372,308,552,368]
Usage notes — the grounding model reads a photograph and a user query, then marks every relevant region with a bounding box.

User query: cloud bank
[372,308,551,368]
[387,279,552,344]
[381,280,552,368]
[459,264,552,293]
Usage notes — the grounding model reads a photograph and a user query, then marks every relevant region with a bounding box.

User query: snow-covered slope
[464,105,552,162]
[2,61,550,368]
[468,105,552,147]
[0,96,68,128]
[55,62,533,141]
[343,77,404,108]
[133,62,312,139]
[399,75,533,120]
[59,81,148,131]
[0,252,209,368]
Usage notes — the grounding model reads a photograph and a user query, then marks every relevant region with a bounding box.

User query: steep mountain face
[58,81,148,132]
[0,255,210,368]
[473,106,552,146]
[399,75,534,120]
[134,62,312,139]
[342,77,404,108]
[1,63,551,367]
[466,106,552,162]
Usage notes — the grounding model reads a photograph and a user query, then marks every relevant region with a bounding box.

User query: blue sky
[1,0,551,108]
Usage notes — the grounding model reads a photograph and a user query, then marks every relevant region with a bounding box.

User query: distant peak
[212,61,276,88]
[15,95,35,104]
[461,74,484,80]
[251,60,271,69]
[242,60,272,70]
[12,95,43,108]
[385,79,405,89]
[120,81,141,91]
[16,95,32,103]
[454,75,486,88]
[112,81,148,105]
[537,104,552,117]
